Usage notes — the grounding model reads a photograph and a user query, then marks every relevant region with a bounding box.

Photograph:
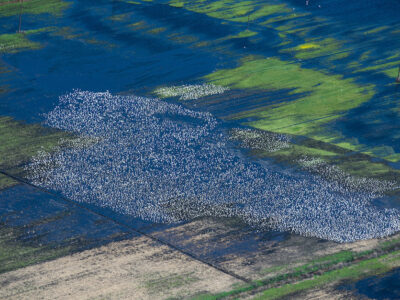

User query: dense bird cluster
[297,157,398,194]
[27,90,400,243]
[229,128,290,152]
[154,84,229,100]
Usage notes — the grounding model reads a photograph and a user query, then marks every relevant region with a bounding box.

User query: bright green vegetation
[0,224,72,274]
[228,29,257,39]
[205,56,374,137]
[0,117,69,182]
[381,67,399,78]
[204,56,400,163]
[364,26,390,35]
[0,0,70,17]
[356,59,400,74]
[0,28,49,53]
[192,237,400,300]
[169,0,291,23]
[281,38,346,60]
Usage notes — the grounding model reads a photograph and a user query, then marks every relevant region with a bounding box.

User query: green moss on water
[281,38,346,60]
[147,27,167,35]
[0,116,69,173]
[0,28,49,53]
[229,29,257,39]
[168,0,291,23]
[364,26,390,35]
[357,60,400,72]
[0,0,70,17]
[381,67,399,78]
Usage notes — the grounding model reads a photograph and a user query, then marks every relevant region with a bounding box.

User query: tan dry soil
[0,235,240,300]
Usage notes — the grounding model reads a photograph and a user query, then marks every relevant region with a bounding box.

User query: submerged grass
[0,28,48,53]
[281,38,347,60]
[0,224,73,274]
[0,117,69,185]
[169,0,291,23]
[205,56,374,137]
[0,0,70,17]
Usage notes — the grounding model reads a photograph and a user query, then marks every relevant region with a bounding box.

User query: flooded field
[1,0,400,299]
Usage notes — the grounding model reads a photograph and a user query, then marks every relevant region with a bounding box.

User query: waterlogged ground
[1,0,400,299]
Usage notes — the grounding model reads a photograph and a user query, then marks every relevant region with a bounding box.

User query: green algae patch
[0,117,69,173]
[381,67,399,79]
[0,0,70,17]
[0,29,48,53]
[147,27,167,35]
[109,13,131,22]
[281,38,346,60]
[168,0,291,23]
[229,29,257,39]
[364,26,390,35]
[205,56,374,137]
[0,224,73,274]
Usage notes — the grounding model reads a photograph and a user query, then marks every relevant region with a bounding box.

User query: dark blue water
[340,268,400,299]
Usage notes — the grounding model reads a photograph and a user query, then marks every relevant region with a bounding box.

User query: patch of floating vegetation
[129,20,149,31]
[356,59,400,74]
[26,90,400,243]
[154,84,229,100]
[205,56,374,138]
[147,27,167,35]
[108,13,131,22]
[281,38,347,60]
[167,32,199,44]
[0,0,70,17]
[193,236,400,300]
[228,29,257,39]
[50,26,83,40]
[0,28,49,53]
[168,0,291,23]
[0,116,68,189]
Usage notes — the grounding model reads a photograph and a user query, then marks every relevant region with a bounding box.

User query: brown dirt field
[0,235,240,300]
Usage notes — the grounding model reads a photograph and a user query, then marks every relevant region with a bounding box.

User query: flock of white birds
[154,84,229,100]
[26,90,400,243]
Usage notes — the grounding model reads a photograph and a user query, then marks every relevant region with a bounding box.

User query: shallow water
[339,267,400,299]
[1,0,400,244]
